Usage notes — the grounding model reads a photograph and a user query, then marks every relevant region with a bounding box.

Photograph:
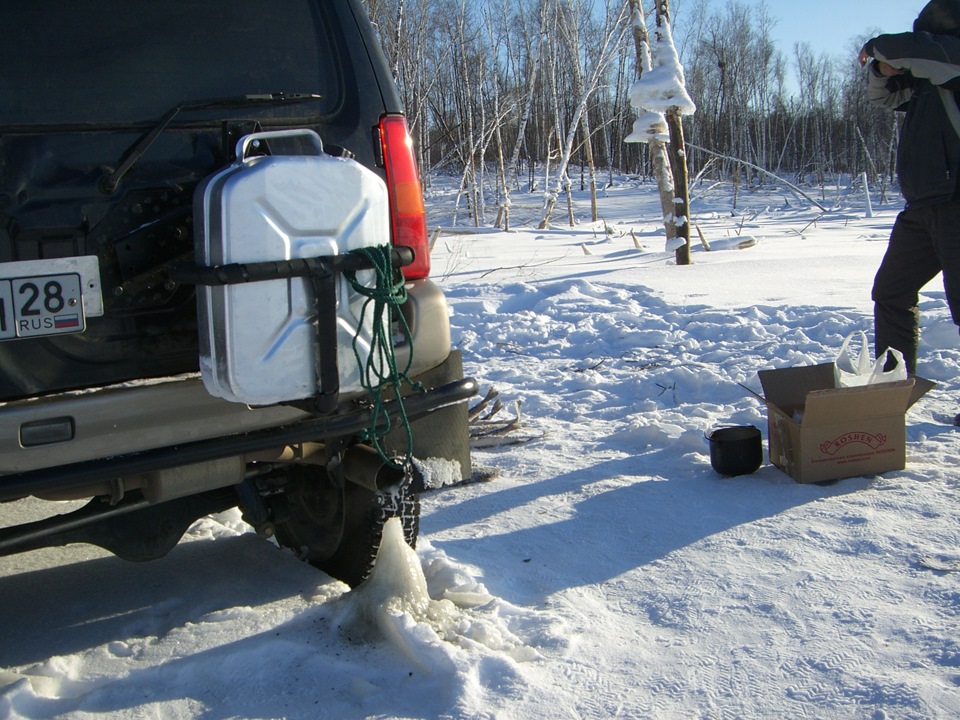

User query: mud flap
[382,350,472,481]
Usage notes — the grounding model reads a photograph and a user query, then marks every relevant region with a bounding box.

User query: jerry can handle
[235,128,324,161]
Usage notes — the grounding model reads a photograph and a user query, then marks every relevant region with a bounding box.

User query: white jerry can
[194,129,390,406]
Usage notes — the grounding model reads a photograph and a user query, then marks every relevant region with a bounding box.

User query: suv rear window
[0,0,341,126]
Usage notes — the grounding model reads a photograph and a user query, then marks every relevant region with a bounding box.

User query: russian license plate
[0,257,103,341]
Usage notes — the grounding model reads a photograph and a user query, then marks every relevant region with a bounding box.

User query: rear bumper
[0,376,309,476]
[0,376,477,503]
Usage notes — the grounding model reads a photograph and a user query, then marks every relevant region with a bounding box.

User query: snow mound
[336,518,560,672]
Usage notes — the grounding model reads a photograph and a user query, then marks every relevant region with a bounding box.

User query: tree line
[360,0,901,221]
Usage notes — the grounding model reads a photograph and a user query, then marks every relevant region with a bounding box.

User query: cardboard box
[750,363,933,484]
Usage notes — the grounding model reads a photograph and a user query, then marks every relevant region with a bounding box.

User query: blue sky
[763,1,923,59]
[674,1,926,93]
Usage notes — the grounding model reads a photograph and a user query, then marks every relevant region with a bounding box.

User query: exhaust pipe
[341,445,406,493]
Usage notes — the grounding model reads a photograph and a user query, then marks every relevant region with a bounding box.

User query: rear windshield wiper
[99,93,322,194]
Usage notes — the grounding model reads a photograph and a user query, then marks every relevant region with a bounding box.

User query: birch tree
[656,2,695,264]
[630,0,696,264]
[538,0,628,229]
[624,0,676,248]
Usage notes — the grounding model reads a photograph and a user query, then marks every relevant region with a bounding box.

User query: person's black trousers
[872,201,960,375]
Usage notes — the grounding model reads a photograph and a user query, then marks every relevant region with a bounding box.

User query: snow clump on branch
[630,19,696,117]
[624,109,669,143]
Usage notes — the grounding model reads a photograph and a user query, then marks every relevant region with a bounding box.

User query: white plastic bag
[835,330,908,387]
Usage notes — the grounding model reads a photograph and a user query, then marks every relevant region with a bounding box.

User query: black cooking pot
[708,425,763,476]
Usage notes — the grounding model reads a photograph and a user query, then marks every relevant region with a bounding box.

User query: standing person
[860,0,960,376]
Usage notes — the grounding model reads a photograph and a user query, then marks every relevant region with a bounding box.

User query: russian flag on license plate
[54,314,80,329]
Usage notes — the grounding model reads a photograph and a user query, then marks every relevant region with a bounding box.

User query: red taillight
[379,115,430,279]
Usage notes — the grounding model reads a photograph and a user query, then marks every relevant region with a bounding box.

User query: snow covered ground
[2,175,959,719]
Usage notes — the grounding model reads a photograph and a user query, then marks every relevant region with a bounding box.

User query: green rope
[344,245,422,471]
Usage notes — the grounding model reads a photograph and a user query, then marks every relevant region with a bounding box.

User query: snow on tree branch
[625,109,669,143]
[629,11,695,117]
[625,1,671,144]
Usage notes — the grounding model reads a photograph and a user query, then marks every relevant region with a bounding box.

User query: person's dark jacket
[864,31,960,207]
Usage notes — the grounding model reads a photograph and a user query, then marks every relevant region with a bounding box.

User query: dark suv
[0,0,474,586]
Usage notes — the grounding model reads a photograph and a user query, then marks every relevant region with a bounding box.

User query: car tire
[269,461,420,588]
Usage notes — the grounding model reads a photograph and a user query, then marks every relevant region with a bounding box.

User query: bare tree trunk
[855,125,878,186]
[474,77,487,227]
[542,128,555,220]
[581,111,599,222]
[390,0,405,82]
[651,141,676,242]
[494,118,510,231]
[665,109,691,265]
